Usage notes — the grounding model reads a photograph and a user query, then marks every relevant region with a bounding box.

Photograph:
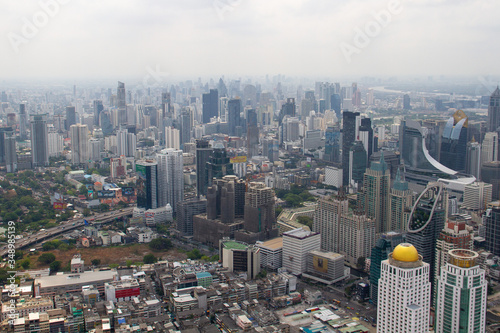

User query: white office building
[70,124,89,165]
[377,243,431,333]
[282,227,321,275]
[157,148,184,215]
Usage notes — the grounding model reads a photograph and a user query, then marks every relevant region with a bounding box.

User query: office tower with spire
[390,168,413,232]
[228,98,242,136]
[19,103,27,140]
[202,89,218,124]
[117,81,127,125]
[65,106,76,131]
[362,153,391,234]
[369,232,404,304]
[377,243,431,333]
[435,250,487,333]
[313,193,348,253]
[342,111,360,186]
[487,86,500,132]
[407,182,447,285]
[466,139,481,179]
[70,124,89,165]
[30,114,49,168]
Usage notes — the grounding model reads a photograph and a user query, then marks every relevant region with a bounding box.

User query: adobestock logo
[7,0,71,54]
[340,0,403,64]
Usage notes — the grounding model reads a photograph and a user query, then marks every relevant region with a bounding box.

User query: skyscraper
[462,182,492,211]
[282,227,321,275]
[279,98,296,125]
[70,124,89,165]
[324,125,341,163]
[434,215,474,300]
[390,168,413,232]
[342,111,360,186]
[157,148,184,215]
[485,201,500,256]
[330,94,341,120]
[93,100,104,126]
[246,109,259,158]
[313,193,348,253]
[359,117,374,159]
[435,250,487,333]
[465,139,481,179]
[3,128,17,173]
[65,106,76,131]
[403,94,411,110]
[338,209,376,266]
[406,182,447,285]
[136,160,158,210]
[176,198,207,237]
[244,182,275,238]
[19,103,27,140]
[30,114,49,167]
[179,109,191,148]
[487,86,500,132]
[202,89,218,124]
[117,81,126,109]
[369,232,404,304]
[481,131,498,164]
[116,129,128,157]
[206,143,234,188]
[376,243,431,333]
[439,110,468,173]
[349,141,367,187]
[362,153,391,234]
[227,98,241,136]
[196,139,212,197]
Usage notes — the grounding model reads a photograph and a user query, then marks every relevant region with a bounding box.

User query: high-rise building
[376,243,431,333]
[481,132,498,164]
[157,149,184,215]
[206,143,234,188]
[406,182,447,285]
[369,232,404,304]
[282,227,321,275]
[485,201,500,256]
[65,106,76,131]
[244,182,275,238]
[179,109,191,148]
[435,250,487,333]
[30,114,49,167]
[176,198,207,237]
[93,100,103,126]
[362,152,391,234]
[342,111,360,186]
[48,127,63,157]
[70,124,89,165]
[359,117,374,159]
[19,103,27,140]
[196,140,212,197]
[164,126,180,149]
[434,215,474,300]
[3,128,17,173]
[330,94,341,120]
[403,94,411,110]
[136,160,158,210]
[116,129,128,157]
[487,86,500,132]
[228,98,242,136]
[349,141,367,188]
[313,193,348,253]
[202,89,218,124]
[126,132,136,158]
[338,210,376,267]
[117,82,126,109]
[0,126,13,165]
[466,139,481,179]
[246,109,259,158]
[390,168,413,232]
[88,138,101,162]
[279,98,296,125]
[439,110,468,173]
[324,125,341,163]
[462,182,492,211]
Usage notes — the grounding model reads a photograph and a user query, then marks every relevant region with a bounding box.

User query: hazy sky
[1,0,499,81]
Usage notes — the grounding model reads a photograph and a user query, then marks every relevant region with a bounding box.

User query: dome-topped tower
[392,243,419,262]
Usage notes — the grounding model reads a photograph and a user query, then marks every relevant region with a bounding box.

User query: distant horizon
[1,1,499,81]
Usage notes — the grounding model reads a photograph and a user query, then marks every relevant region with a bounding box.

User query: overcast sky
[1,0,499,81]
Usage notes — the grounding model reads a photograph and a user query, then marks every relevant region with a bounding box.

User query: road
[1,207,134,257]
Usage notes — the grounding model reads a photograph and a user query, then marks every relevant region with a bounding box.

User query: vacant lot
[25,244,187,269]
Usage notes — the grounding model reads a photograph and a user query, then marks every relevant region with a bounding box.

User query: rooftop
[221,240,248,250]
[257,237,283,250]
[308,250,343,260]
[283,227,318,239]
[35,270,117,289]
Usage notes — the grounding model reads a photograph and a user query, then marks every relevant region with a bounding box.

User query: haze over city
[2,0,500,80]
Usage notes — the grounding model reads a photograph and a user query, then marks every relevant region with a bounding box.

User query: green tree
[20,259,30,269]
[91,259,101,266]
[49,261,61,272]
[256,269,268,279]
[126,260,133,267]
[297,216,314,229]
[187,248,202,260]
[83,208,91,217]
[284,193,303,207]
[149,238,172,251]
[357,257,366,270]
[210,254,219,262]
[143,254,157,264]
[38,253,56,264]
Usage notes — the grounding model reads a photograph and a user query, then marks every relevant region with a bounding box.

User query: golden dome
[392,243,419,262]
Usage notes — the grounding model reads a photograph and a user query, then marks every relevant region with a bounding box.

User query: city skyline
[1,1,500,80]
